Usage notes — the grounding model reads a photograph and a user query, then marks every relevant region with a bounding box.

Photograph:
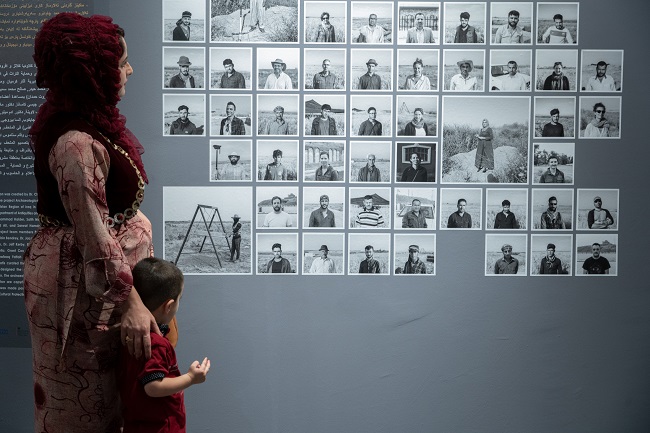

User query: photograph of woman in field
[536,49,578,91]
[397,49,438,91]
[474,118,494,173]
[579,97,622,139]
[210,0,299,43]
[396,95,437,137]
[304,1,346,43]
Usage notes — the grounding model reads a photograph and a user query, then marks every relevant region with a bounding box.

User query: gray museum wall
[1,0,650,432]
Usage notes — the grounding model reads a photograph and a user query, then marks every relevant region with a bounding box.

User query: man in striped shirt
[355,195,384,228]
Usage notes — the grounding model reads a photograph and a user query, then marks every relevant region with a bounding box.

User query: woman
[315,11,336,42]
[24,13,175,431]
[583,102,610,137]
[475,118,495,172]
[404,108,429,136]
[543,61,570,90]
[404,58,431,90]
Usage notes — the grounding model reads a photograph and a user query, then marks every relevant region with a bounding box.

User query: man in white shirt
[494,61,529,91]
[585,61,617,91]
[262,196,292,227]
[264,59,293,89]
[358,13,385,43]
[309,245,338,273]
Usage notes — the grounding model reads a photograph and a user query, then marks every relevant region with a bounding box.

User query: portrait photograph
[485,188,528,230]
[304,140,346,183]
[304,94,346,137]
[397,49,439,91]
[575,189,619,231]
[162,47,205,89]
[441,96,530,184]
[442,49,485,92]
[209,94,252,137]
[485,234,527,276]
[394,187,436,230]
[396,2,441,45]
[302,233,344,275]
[395,142,436,183]
[349,141,392,184]
[348,233,391,275]
[210,0,299,43]
[304,48,346,90]
[489,2,533,44]
[351,2,393,44]
[256,186,299,229]
[578,96,622,139]
[532,142,575,185]
[580,50,623,92]
[488,49,532,92]
[393,233,436,275]
[256,140,299,181]
[536,2,578,45]
[209,140,252,182]
[535,49,578,91]
[257,94,299,136]
[533,96,576,138]
[257,48,299,90]
[209,47,252,90]
[350,49,393,91]
[304,1,347,43]
[163,93,205,136]
[302,187,346,229]
[163,186,252,274]
[256,233,298,275]
[439,188,482,230]
[443,2,486,44]
[575,233,618,276]
[530,188,573,230]
[163,0,206,42]
[530,234,573,276]
[396,95,437,137]
[350,95,392,137]
[349,187,392,229]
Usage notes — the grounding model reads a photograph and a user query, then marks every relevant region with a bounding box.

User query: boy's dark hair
[133,257,184,311]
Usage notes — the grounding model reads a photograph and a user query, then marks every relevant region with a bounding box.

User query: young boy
[120,257,210,432]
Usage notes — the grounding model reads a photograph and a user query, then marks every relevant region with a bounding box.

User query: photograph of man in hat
[494,244,519,274]
[308,194,336,227]
[220,58,245,89]
[219,151,247,180]
[173,10,192,41]
[228,214,242,262]
[169,55,196,88]
[450,59,478,91]
[406,12,436,43]
[265,59,293,89]
[220,101,246,136]
[309,245,338,274]
[403,245,427,274]
[358,59,382,90]
[262,106,289,135]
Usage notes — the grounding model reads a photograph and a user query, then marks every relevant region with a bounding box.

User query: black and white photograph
[302,233,344,274]
[536,2,578,45]
[489,2,534,44]
[257,48,299,90]
[441,96,530,184]
[162,47,205,89]
[209,95,252,137]
[349,187,391,229]
[163,186,252,274]
[304,49,346,90]
[489,49,532,91]
[350,49,393,91]
[442,49,484,92]
[256,186,299,229]
[256,140,299,181]
[209,140,252,182]
[580,50,623,92]
[533,96,576,138]
[349,141,392,183]
[163,93,205,136]
[443,2,486,44]
[439,188,482,230]
[393,233,436,275]
[579,96,622,139]
[533,142,575,185]
[576,189,619,231]
[397,49,438,91]
[530,188,573,230]
[163,0,206,42]
[530,234,572,276]
[535,49,578,91]
[394,187,436,230]
[485,234,527,276]
[396,2,440,45]
[209,47,252,90]
[302,187,345,229]
[348,234,391,275]
[350,95,392,137]
[256,233,298,274]
[351,2,393,44]
[210,0,299,43]
[257,94,299,136]
[304,95,346,137]
[304,141,346,183]
[485,188,528,230]
[575,233,618,276]
[304,1,346,43]
[396,95,437,137]
[395,142,437,183]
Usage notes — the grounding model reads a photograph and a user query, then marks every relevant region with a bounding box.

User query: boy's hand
[187,357,211,384]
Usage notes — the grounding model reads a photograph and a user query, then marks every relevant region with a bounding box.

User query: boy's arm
[144,357,210,398]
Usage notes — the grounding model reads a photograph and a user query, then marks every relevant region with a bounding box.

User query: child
[119,257,210,432]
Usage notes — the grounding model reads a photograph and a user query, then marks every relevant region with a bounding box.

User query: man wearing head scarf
[173,10,191,40]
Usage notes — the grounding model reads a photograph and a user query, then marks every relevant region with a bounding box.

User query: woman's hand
[121,288,161,359]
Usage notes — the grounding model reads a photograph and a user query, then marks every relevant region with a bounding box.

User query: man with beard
[447,198,472,228]
[169,105,199,135]
[400,153,428,182]
[264,59,293,89]
[219,151,247,180]
[311,104,337,136]
[539,155,565,183]
[494,244,519,274]
[541,13,574,44]
[227,214,242,262]
[357,154,381,182]
[541,108,565,137]
[262,106,289,135]
[263,149,288,180]
[587,196,614,229]
[313,59,339,89]
[402,199,427,228]
[402,245,427,274]
[220,58,246,89]
[582,243,611,274]
[265,243,293,273]
[220,101,246,136]
[308,194,336,227]
[358,13,385,43]
[494,61,529,91]
[169,56,196,88]
[357,107,383,136]
[454,11,479,43]
[540,196,566,229]
[314,151,339,181]
[173,10,191,41]
[543,62,570,90]
[358,59,382,90]
[539,243,563,274]
[585,61,616,91]
[449,59,478,91]
[263,196,292,228]
[494,10,525,44]
[406,12,435,43]
[358,245,381,274]
[355,195,384,228]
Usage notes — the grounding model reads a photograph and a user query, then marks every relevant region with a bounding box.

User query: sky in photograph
[258,48,300,70]
[210,140,252,162]
[444,49,484,67]
[348,233,391,251]
[397,49,438,66]
[536,49,578,67]
[256,233,299,253]
[537,3,578,21]
[256,186,299,205]
[440,188,482,205]
[303,233,344,251]
[443,96,530,127]
[349,141,392,160]
[491,49,532,66]
[302,186,345,204]
[576,189,618,210]
[164,0,205,19]
[485,233,527,253]
[352,2,393,19]
[350,48,392,67]
[163,47,205,67]
[535,96,575,113]
[210,47,251,71]
[394,233,436,253]
[531,234,572,253]
[490,2,533,19]
[258,95,299,113]
[486,189,528,207]
[304,48,347,67]
[164,187,252,221]
[164,94,205,114]
[534,142,575,158]
[305,1,347,19]
[257,140,299,159]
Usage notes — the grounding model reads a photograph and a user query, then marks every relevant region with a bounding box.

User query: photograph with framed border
[304,1,347,44]
[530,188,574,231]
[396,2,441,45]
[304,48,347,91]
[350,95,392,137]
[536,2,578,45]
[485,233,527,276]
[350,49,393,91]
[209,139,252,182]
[348,233,391,275]
[257,94,300,137]
[575,189,619,231]
[302,187,346,229]
[578,96,622,139]
[535,49,578,92]
[443,2,487,45]
[489,2,534,45]
[532,142,575,185]
[162,46,205,90]
[349,141,392,184]
[485,188,528,230]
[303,233,345,275]
[257,48,300,90]
[396,95,437,137]
[256,140,300,182]
[394,187,437,230]
[488,49,532,92]
[393,233,436,275]
[304,94,347,137]
[580,50,623,93]
[442,49,485,92]
[209,94,252,137]
[530,234,573,276]
[397,49,439,91]
[210,0,299,43]
[256,186,299,229]
[575,233,618,276]
[395,142,437,183]
[533,96,576,139]
[439,188,482,230]
[350,1,394,44]
[163,0,206,43]
[304,141,346,183]
[349,187,392,229]
[209,47,252,90]
[163,93,205,136]
[256,233,299,275]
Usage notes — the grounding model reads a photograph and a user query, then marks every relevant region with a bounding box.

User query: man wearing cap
[173,11,191,41]
[539,243,563,274]
[266,243,293,273]
[357,107,383,136]
[358,13,385,44]
[314,151,339,181]
[315,11,336,42]
[220,101,246,136]
[228,214,242,262]
[540,196,566,229]
[454,11,479,43]
[263,149,288,180]
[403,245,427,274]
[263,196,292,228]
[538,155,565,183]
[494,200,520,229]
[494,244,519,274]
[358,59,382,90]
[449,59,478,91]
[309,195,336,227]
[311,104,338,136]
[402,199,427,229]
[309,245,337,274]
[541,109,565,137]
[359,245,381,274]
[406,12,435,43]
[494,61,529,91]
[265,59,293,89]
[585,61,616,92]
[313,59,339,89]
[582,243,610,274]
[447,198,472,228]
[494,10,525,44]
[587,197,614,229]
[355,195,384,228]
[169,56,196,88]
[169,105,199,135]
[262,106,289,135]
[220,58,246,89]
[357,154,381,182]
[219,151,247,180]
